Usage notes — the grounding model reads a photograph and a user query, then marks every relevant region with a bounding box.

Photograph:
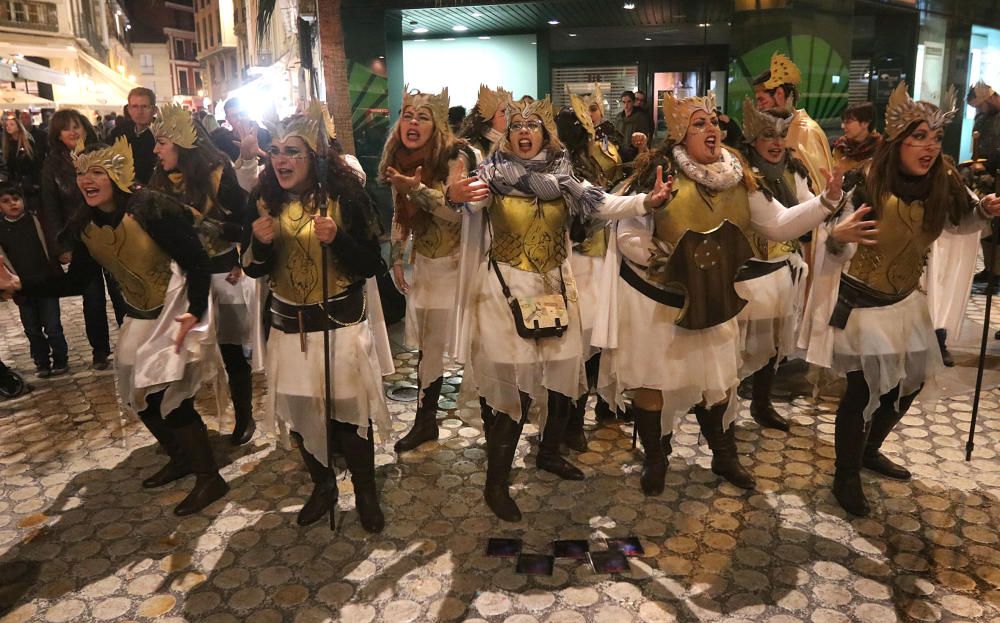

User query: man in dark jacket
[614,90,654,162]
[109,87,157,184]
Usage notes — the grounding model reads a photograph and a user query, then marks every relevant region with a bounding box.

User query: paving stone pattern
[0,293,998,623]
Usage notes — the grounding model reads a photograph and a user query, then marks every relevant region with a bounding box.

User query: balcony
[0,0,59,32]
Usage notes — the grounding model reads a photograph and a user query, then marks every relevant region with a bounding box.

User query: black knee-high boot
[749,356,789,431]
[694,402,755,489]
[483,411,525,522]
[170,402,229,516]
[394,373,443,453]
[863,385,920,480]
[336,422,384,533]
[291,431,338,526]
[633,406,666,495]
[536,391,585,480]
[935,329,954,367]
[833,371,871,516]
[139,392,190,488]
[585,353,616,421]
[565,396,589,453]
[480,396,495,445]
[220,344,255,446]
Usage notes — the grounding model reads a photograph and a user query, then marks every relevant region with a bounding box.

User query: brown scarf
[391,143,436,227]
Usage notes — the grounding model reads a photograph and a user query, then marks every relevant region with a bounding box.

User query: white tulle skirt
[598,265,741,433]
[211,272,254,346]
[570,251,604,361]
[465,260,587,421]
[734,256,806,378]
[115,264,219,417]
[403,252,459,395]
[830,290,942,420]
[264,299,390,467]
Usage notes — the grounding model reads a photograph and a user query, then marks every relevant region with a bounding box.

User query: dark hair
[128,87,156,106]
[621,90,635,101]
[47,109,98,151]
[860,122,970,233]
[752,70,798,106]
[555,107,603,185]
[448,105,466,127]
[635,90,647,98]
[148,123,231,210]
[459,105,493,143]
[223,98,241,112]
[841,102,875,126]
[0,183,23,199]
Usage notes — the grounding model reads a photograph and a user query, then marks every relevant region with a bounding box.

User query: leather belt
[829,275,911,329]
[619,260,685,309]
[269,282,366,335]
[735,258,790,282]
[208,247,239,274]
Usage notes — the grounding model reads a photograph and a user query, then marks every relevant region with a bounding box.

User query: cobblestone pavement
[0,292,998,623]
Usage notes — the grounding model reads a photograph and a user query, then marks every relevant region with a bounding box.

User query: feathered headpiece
[73,136,135,193]
[262,100,333,152]
[496,95,562,153]
[761,52,802,89]
[150,103,198,149]
[967,80,996,107]
[662,91,717,143]
[884,82,957,142]
[566,88,597,139]
[741,98,794,143]
[477,84,512,122]
[402,86,450,132]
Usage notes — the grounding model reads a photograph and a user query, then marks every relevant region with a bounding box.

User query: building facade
[0,0,138,112]
[194,0,239,103]
[126,0,201,106]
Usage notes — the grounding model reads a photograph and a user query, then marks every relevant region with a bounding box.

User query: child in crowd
[0,184,69,377]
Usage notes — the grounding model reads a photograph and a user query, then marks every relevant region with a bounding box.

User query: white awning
[0,88,54,107]
[0,64,13,82]
[8,58,66,85]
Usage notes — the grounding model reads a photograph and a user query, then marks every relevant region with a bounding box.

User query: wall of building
[129,42,173,99]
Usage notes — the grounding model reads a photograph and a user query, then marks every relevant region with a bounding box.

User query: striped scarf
[477,148,604,217]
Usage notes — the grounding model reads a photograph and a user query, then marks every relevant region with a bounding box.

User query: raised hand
[385,166,422,196]
[252,214,275,244]
[447,175,491,204]
[981,193,1000,216]
[643,166,674,211]
[822,167,847,202]
[831,204,879,245]
[312,214,338,244]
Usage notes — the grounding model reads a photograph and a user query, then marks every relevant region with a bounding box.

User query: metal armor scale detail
[489,194,569,273]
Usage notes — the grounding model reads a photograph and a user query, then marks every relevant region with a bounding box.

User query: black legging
[841,371,922,420]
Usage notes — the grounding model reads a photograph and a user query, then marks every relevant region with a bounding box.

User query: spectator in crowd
[614,90,654,162]
[211,98,270,162]
[40,109,119,369]
[0,184,68,377]
[448,105,466,134]
[109,87,157,184]
[1,113,47,212]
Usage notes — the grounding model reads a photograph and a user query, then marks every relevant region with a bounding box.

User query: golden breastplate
[83,216,172,312]
[489,194,568,273]
[846,194,938,295]
[590,141,621,184]
[754,168,802,259]
[267,199,353,304]
[653,173,762,258]
[411,183,462,259]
